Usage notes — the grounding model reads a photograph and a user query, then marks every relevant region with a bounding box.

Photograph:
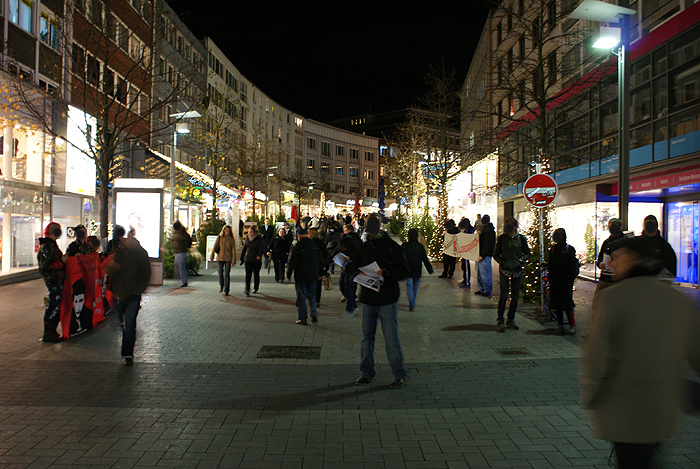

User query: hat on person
[609,235,656,259]
[296,228,308,235]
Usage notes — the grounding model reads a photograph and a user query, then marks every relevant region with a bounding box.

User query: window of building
[547,1,556,31]
[671,62,700,109]
[496,22,502,45]
[10,0,34,34]
[508,93,514,116]
[519,36,526,62]
[335,185,345,194]
[321,141,331,156]
[40,11,60,49]
[653,77,667,118]
[321,162,329,173]
[380,146,388,156]
[668,26,700,69]
[307,159,315,170]
[336,144,345,156]
[497,101,503,125]
[366,188,374,197]
[350,148,359,159]
[507,48,514,72]
[601,101,618,137]
[335,165,344,176]
[518,0,524,16]
[364,151,374,162]
[364,169,374,180]
[630,86,651,123]
[308,137,317,150]
[349,167,358,178]
[497,60,502,85]
[72,43,85,75]
[630,55,651,88]
[86,54,101,86]
[547,53,557,86]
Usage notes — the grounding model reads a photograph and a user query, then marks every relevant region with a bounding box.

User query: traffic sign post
[523,173,558,317]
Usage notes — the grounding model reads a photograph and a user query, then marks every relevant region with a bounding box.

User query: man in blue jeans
[107,228,151,365]
[354,215,410,389]
[475,214,496,296]
[287,228,324,325]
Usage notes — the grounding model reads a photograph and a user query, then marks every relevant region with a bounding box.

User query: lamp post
[168,110,201,223]
[570,0,636,231]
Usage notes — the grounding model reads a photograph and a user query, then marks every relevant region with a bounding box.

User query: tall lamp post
[168,110,201,223]
[570,0,636,231]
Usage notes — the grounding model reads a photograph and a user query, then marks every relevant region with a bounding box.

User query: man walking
[493,217,530,332]
[475,214,495,296]
[354,216,410,389]
[640,214,677,278]
[287,228,324,325]
[594,218,625,304]
[338,224,361,316]
[106,228,151,365]
[172,221,191,287]
[261,218,275,269]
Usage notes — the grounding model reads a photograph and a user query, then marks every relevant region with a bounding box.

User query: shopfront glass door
[667,201,699,284]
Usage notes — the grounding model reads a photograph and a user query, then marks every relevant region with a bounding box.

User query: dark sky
[166,2,489,122]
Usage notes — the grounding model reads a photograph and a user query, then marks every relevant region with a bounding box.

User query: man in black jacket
[640,214,677,279]
[476,214,496,296]
[287,228,324,325]
[594,218,625,303]
[493,218,531,332]
[354,216,410,389]
[261,218,275,268]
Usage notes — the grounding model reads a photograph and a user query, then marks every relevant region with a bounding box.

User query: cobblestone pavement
[0,262,698,469]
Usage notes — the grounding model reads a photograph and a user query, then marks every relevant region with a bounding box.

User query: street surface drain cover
[495,348,531,357]
[501,361,539,369]
[256,346,321,359]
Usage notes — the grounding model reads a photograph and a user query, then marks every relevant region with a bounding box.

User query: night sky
[166,2,490,122]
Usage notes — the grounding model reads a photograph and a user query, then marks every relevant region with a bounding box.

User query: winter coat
[286,237,324,283]
[494,232,531,273]
[580,272,700,443]
[597,233,625,282]
[211,235,236,263]
[269,235,290,261]
[261,224,275,247]
[640,232,677,277]
[66,240,92,257]
[172,228,192,254]
[478,223,496,258]
[355,232,410,306]
[37,237,65,282]
[107,239,151,302]
[311,237,329,273]
[401,240,433,278]
[548,232,579,311]
[240,234,265,263]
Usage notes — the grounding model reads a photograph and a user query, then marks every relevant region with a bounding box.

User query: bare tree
[384,118,428,215]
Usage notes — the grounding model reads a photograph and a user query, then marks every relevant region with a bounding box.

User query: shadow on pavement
[442,324,500,332]
[525,329,561,335]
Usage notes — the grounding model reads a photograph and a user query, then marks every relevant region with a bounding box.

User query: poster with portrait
[114,191,162,259]
[60,252,107,339]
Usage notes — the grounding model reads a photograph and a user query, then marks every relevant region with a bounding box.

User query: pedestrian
[86,235,101,253]
[106,225,126,255]
[438,219,460,278]
[338,223,361,316]
[66,224,92,256]
[210,225,236,296]
[283,222,293,245]
[106,228,151,366]
[474,213,483,233]
[240,225,264,295]
[287,227,324,324]
[269,228,290,283]
[548,228,578,335]
[640,214,677,278]
[261,218,275,269]
[401,228,434,311]
[593,218,624,306]
[172,221,192,287]
[308,227,328,308]
[580,236,700,469]
[354,215,410,389]
[38,222,67,343]
[458,218,474,288]
[493,217,531,332]
[475,214,495,296]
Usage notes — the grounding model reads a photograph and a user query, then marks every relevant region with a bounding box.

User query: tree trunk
[212,180,217,220]
[99,165,110,239]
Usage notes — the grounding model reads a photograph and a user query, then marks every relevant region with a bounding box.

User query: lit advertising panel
[66,106,97,197]
[115,191,163,259]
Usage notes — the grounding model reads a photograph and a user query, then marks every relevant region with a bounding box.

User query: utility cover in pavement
[256,346,322,359]
[495,347,531,357]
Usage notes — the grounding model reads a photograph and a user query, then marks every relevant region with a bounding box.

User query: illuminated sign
[115,191,163,258]
[66,106,97,197]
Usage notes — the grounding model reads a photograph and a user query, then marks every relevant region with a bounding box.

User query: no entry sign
[523,173,557,207]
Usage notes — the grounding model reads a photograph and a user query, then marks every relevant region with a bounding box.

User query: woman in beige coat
[580,236,700,469]
[210,225,236,295]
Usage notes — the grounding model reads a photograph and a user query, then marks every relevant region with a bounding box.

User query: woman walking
[548,228,579,335]
[210,225,236,296]
[240,225,264,295]
[269,228,290,283]
[401,228,434,311]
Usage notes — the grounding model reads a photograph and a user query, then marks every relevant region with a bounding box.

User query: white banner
[443,233,479,260]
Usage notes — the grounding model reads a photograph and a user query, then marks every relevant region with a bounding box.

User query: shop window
[590,108,599,141]
[599,136,617,161]
[653,77,668,118]
[670,107,700,138]
[653,120,668,161]
[653,48,667,76]
[572,115,588,148]
[630,124,651,150]
[0,187,44,270]
[671,62,700,108]
[601,102,618,137]
[630,86,651,123]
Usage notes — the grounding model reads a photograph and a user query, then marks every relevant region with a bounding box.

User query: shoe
[224,292,229,296]
[438,273,448,278]
[447,274,453,279]
[344,309,356,318]
[123,357,134,366]
[316,303,320,308]
[389,379,405,389]
[506,320,520,330]
[42,322,60,343]
[458,280,466,287]
[460,283,471,288]
[181,283,188,287]
[555,325,565,335]
[482,292,491,297]
[253,289,258,294]
[474,290,483,296]
[244,290,250,296]
[340,296,346,302]
[219,287,223,293]
[311,315,318,323]
[567,326,576,335]
[295,320,308,325]
[497,321,506,333]
[408,305,414,312]
[355,376,372,385]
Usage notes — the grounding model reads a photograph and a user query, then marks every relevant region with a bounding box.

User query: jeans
[244,261,261,292]
[340,270,357,312]
[477,257,493,294]
[174,252,188,285]
[497,271,522,323]
[217,261,231,293]
[405,277,420,308]
[360,303,407,380]
[295,281,317,322]
[44,278,63,323]
[115,294,141,358]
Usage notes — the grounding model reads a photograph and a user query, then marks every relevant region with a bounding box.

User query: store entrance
[667,201,699,285]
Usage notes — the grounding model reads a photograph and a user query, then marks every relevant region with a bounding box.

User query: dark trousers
[217,261,231,293]
[340,270,357,311]
[44,278,64,323]
[273,257,285,282]
[442,255,456,276]
[460,259,471,283]
[115,294,141,358]
[244,261,261,292]
[497,272,522,323]
[315,278,323,306]
[613,442,658,469]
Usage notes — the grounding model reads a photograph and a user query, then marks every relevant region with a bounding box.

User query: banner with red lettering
[60,252,108,339]
[443,233,479,260]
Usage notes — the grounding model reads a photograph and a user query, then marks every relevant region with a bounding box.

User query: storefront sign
[612,167,700,194]
[523,173,558,207]
[66,106,97,197]
[443,233,479,260]
[114,187,164,259]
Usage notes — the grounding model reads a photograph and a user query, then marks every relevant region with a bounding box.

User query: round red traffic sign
[523,173,557,207]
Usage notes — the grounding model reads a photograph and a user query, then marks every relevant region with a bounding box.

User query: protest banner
[60,252,108,339]
[442,233,479,260]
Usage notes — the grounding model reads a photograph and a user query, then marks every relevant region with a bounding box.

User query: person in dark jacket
[401,228,434,311]
[287,228,324,324]
[476,214,496,296]
[172,221,192,287]
[269,228,290,283]
[260,218,275,269]
[354,216,410,389]
[594,218,625,305]
[438,219,460,278]
[548,228,579,335]
[309,228,328,308]
[458,218,475,287]
[240,225,264,295]
[66,224,92,257]
[106,229,151,366]
[338,224,361,316]
[493,217,531,332]
[37,221,67,343]
[640,214,677,279]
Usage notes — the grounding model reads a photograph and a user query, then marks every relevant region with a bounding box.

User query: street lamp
[570,0,636,231]
[168,110,201,223]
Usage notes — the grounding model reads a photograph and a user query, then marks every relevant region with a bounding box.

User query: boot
[42,322,60,343]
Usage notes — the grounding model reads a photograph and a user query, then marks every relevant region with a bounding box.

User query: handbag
[324,272,334,290]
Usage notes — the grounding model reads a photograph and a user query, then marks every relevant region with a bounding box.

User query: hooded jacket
[240,233,265,263]
[172,228,192,254]
[355,232,409,306]
[494,231,531,272]
[37,237,64,282]
[107,239,151,302]
[548,229,579,287]
[286,237,324,283]
[478,223,496,258]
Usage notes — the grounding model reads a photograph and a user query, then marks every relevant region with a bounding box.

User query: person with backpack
[548,228,578,335]
[172,221,192,288]
[493,217,531,332]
